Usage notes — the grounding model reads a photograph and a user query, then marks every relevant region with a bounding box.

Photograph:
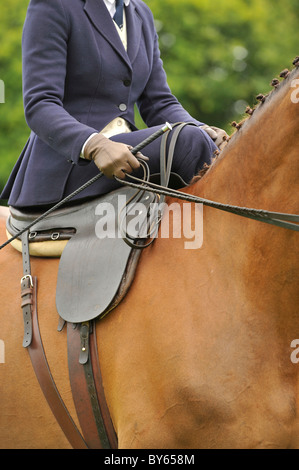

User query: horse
[0,64,298,449]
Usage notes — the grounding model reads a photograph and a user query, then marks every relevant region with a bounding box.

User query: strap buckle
[21,274,34,288]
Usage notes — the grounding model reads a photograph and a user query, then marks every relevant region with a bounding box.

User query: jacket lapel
[84,0,142,69]
[126,1,142,65]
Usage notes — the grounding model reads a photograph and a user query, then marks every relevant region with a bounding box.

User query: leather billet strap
[88,323,118,449]
[20,231,88,449]
[67,322,118,449]
[21,231,33,347]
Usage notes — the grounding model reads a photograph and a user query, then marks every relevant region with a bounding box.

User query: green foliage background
[0,0,298,200]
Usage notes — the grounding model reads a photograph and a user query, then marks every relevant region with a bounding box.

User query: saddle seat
[7,187,157,322]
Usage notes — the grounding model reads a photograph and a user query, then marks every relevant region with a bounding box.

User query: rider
[1,0,227,209]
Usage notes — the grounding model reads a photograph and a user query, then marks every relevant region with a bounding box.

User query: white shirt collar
[105,0,130,4]
[103,0,130,17]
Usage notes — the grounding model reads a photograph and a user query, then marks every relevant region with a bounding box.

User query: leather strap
[21,231,33,347]
[20,231,88,449]
[20,229,116,449]
[67,322,117,449]
[79,321,111,448]
[26,277,88,449]
[89,321,118,449]
[155,121,197,225]
[159,122,197,190]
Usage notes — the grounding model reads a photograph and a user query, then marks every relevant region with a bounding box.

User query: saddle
[8,122,192,324]
[7,186,157,323]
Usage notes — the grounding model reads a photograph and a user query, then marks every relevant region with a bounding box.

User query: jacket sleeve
[137,28,204,128]
[22,0,98,164]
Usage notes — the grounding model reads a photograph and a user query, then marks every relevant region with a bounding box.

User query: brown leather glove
[200,125,229,150]
[83,133,141,179]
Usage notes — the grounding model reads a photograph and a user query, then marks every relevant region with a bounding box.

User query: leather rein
[116,163,299,233]
[2,122,297,254]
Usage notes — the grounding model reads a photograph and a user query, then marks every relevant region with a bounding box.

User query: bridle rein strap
[115,171,299,233]
[1,122,297,254]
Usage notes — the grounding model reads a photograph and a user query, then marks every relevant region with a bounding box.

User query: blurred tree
[0,0,298,199]
[0,0,29,196]
[144,0,298,130]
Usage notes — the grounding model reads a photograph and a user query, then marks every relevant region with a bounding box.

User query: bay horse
[0,65,299,449]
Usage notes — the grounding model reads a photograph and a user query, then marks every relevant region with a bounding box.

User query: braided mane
[192,56,299,183]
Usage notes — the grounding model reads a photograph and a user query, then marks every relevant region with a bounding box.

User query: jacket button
[119,103,127,112]
[123,79,131,87]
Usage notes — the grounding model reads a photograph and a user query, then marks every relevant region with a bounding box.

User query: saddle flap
[56,187,155,323]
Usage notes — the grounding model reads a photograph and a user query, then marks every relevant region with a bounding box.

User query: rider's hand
[84,133,143,179]
[200,125,229,150]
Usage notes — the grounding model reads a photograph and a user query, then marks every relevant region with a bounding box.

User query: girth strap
[20,230,117,449]
[67,322,118,449]
[21,231,33,347]
[20,231,88,449]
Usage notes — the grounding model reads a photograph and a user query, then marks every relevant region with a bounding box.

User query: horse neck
[197,68,299,212]
[188,68,299,326]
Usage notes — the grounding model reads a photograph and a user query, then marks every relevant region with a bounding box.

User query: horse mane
[191,56,299,184]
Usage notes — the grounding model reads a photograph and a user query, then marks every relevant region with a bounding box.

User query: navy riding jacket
[1,0,205,207]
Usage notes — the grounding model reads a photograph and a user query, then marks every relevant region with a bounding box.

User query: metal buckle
[51,232,60,240]
[20,274,33,288]
[29,232,37,240]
